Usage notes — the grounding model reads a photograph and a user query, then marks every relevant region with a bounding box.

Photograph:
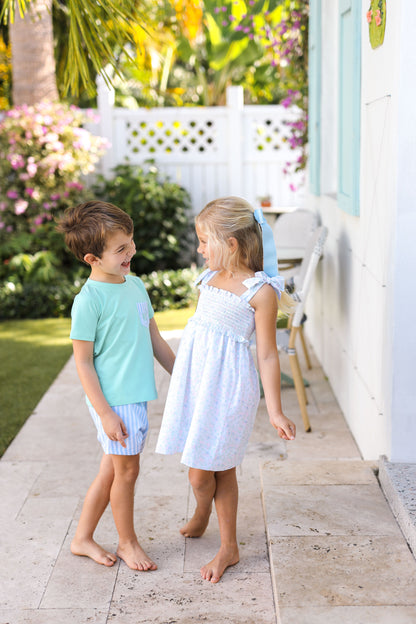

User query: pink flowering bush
[0,101,108,318]
[0,101,107,239]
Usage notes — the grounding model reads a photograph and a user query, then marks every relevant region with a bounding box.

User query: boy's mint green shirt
[70,275,157,407]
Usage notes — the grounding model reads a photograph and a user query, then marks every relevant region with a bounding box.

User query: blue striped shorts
[88,402,149,456]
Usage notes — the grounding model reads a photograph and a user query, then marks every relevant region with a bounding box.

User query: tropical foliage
[113,0,307,109]
[0,34,11,109]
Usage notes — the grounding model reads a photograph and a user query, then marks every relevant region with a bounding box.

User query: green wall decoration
[367,0,386,49]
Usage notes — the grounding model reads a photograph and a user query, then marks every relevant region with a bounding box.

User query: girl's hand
[270,413,296,441]
[101,410,129,448]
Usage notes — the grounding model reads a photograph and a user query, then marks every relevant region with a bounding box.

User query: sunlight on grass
[154,305,195,331]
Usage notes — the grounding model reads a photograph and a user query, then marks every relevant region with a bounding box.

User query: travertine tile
[0,496,78,609]
[271,536,416,607]
[261,459,377,486]
[0,608,108,624]
[279,606,416,624]
[110,570,276,624]
[40,534,118,610]
[284,428,361,460]
[0,461,45,524]
[263,484,402,537]
[30,459,100,498]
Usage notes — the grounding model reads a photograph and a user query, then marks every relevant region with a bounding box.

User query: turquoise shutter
[308,0,322,195]
[338,0,361,215]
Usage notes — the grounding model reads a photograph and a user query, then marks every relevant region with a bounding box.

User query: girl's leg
[111,453,157,571]
[201,467,240,583]
[180,468,216,537]
[71,453,117,566]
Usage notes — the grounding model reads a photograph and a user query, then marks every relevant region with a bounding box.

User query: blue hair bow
[253,207,278,277]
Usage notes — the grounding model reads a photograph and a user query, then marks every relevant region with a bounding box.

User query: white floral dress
[155,269,284,471]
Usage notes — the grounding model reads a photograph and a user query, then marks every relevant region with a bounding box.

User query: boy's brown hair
[57,201,133,263]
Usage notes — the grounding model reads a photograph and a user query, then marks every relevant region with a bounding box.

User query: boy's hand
[101,411,129,448]
[270,413,296,441]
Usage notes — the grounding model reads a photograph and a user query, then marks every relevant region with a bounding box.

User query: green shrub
[0,279,82,319]
[140,266,200,312]
[92,163,193,275]
[0,266,199,319]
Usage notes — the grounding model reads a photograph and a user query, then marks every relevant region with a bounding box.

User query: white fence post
[226,85,244,197]
[96,75,115,177]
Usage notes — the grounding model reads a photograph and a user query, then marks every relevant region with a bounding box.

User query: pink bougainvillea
[0,101,108,234]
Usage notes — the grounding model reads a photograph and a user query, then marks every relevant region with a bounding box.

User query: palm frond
[1,0,30,23]
[65,0,144,96]
[1,0,147,97]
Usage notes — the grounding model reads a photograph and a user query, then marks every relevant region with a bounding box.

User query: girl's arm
[251,285,296,441]
[149,317,176,374]
[72,339,128,447]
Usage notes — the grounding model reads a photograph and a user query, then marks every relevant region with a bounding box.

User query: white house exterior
[305,0,416,461]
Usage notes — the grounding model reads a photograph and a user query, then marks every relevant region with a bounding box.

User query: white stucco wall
[389,0,416,461]
[305,0,416,461]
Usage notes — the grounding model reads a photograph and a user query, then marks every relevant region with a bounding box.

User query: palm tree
[9,0,58,105]
[2,0,140,104]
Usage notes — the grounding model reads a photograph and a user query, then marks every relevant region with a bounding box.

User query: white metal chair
[276,225,328,432]
[273,208,319,270]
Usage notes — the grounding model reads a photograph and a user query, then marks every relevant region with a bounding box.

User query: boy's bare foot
[71,537,117,567]
[180,509,211,538]
[200,544,239,583]
[117,540,157,571]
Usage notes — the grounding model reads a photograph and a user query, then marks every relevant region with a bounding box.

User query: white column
[226,85,244,196]
[96,74,115,177]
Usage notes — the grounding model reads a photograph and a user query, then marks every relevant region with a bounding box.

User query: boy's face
[86,229,136,283]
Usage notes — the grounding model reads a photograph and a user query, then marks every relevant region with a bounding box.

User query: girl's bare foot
[200,544,239,583]
[180,508,211,538]
[71,537,117,567]
[117,540,157,571]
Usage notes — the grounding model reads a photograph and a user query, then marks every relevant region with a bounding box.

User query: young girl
[156,196,296,583]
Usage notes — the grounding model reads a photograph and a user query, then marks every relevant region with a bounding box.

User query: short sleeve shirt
[70,275,157,406]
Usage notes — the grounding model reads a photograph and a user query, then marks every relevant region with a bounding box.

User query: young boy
[58,200,175,571]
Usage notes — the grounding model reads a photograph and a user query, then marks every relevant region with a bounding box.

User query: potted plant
[258,194,272,207]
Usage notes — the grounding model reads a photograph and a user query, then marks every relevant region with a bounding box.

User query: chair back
[291,225,328,328]
[273,209,318,262]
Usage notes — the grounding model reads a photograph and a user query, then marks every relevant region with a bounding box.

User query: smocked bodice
[189,285,255,344]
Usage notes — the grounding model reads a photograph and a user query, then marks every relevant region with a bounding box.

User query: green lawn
[154,305,195,331]
[0,318,73,456]
[0,307,194,457]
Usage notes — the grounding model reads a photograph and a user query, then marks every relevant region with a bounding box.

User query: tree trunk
[9,0,58,105]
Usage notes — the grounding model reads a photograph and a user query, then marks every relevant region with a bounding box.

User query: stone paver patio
[1,333,416,624]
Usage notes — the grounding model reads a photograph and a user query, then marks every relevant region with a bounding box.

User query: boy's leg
[200,467,239,583]
[180,468,216,537]
[71,453,117,566]
[110,453,157,571]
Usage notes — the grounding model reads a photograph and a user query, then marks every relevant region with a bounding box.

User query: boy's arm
[252,286,296,441]
[149,317,176,374]
[72,339,128,447]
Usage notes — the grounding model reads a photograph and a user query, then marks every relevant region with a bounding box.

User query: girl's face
[196,224,218,270]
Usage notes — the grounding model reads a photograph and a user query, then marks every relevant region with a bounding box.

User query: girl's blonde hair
[196,196,262,272]
[196,196,296,315]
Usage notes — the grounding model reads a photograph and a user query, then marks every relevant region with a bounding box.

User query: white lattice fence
[89,80,304,213]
